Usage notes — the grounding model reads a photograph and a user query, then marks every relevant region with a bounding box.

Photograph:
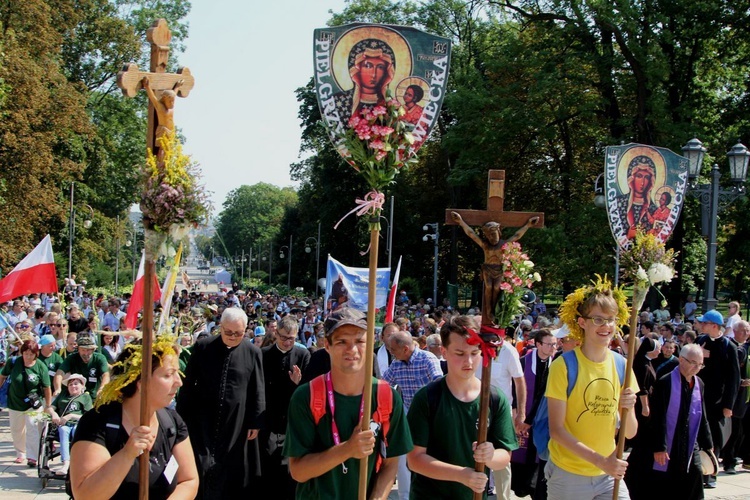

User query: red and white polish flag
[124,251,161,330]
[384,256,402,324]
[0,235,58,303]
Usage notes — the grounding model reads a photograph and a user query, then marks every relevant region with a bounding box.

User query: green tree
[214,184,298,262]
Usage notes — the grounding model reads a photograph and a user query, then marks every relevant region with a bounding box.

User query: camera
[24,393,42,410]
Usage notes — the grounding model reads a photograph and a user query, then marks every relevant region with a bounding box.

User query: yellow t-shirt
[545,347,639,476]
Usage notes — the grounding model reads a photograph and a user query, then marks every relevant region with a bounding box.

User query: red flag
[0,235,58,303]
[125,251,161,330]
[384,256,402,323]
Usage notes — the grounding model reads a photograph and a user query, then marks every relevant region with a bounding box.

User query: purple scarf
[653,368,701,472]
[512,350,537,464]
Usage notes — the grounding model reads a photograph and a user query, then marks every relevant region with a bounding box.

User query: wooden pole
[138,253,157,499]
[474,358,493,500]
[613,284,640,499]
[358,221,380,500]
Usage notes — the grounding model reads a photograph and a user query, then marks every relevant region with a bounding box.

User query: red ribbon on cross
[465,326,505,367]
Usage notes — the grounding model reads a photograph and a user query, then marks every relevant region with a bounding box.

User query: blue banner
[324,255,390,314]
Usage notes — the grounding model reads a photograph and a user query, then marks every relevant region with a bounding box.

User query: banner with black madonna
[313,23,451,157]
[604,143,689,249]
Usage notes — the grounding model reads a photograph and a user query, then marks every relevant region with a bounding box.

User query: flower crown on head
[557,275,629,342]
[94,335,178,410]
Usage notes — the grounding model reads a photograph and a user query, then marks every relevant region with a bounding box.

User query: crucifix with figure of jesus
[445,169,544,499]
[115,18,195,500]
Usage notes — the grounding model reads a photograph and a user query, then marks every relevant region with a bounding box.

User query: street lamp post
[423,222,439,305]
[67,182,93,281]
[241,249,246,283]
[681,138,749,312]
[279,235,293,289]
[305,222,321,295]
[115,216,133,296]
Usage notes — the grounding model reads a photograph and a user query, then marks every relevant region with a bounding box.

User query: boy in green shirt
[407,315,518,499]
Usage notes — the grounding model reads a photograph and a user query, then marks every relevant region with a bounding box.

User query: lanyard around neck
[324,372,364,474]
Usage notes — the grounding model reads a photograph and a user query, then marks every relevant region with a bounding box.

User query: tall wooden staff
[359,217,381,498]
[446,170,543,499]
[116,19,195,500]
[612,283,642,499]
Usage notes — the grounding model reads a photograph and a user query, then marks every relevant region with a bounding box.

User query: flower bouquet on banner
[140,132,211,258]
[619,230,676,310]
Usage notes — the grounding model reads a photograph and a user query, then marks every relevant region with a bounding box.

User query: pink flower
[370,139,385,150]
[372,106,387,116]
[500,282,513,293]
[375,150,388,161]
[349,116,361,128]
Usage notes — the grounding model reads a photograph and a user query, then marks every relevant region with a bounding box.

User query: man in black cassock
[625,344,713,499]
[177,307,265,499]
[259,315,310,499]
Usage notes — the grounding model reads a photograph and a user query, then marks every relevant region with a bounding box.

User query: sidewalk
[0,408,747,499]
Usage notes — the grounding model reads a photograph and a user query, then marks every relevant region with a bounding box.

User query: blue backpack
[532,350,626,461]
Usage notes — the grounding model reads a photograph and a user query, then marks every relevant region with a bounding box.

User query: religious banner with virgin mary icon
[604,143,689,249]
[313,23,451,160]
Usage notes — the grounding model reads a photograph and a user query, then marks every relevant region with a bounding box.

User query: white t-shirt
[475,341,523,402]
[725,313,740,339]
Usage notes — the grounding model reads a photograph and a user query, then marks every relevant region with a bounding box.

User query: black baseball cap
[324,307,367,338]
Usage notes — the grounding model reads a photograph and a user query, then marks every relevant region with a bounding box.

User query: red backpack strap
[309,374,327,425]
[372,380,394,472]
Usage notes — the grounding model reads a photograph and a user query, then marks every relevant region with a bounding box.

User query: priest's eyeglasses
[222,329,245,338]
[681,357,704,369]
[583,316,617,326]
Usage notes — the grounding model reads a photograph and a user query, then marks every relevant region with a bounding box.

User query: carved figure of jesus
[451,211,540,326]
[142,77,182,141]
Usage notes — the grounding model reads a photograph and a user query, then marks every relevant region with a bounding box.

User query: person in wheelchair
[45,373,92,475]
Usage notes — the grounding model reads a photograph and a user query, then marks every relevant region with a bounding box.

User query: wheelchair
[38,418,67,488]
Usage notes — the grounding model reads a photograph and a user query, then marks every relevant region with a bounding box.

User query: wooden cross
[116,19,195,155]
[115,19,196,500]
[444,170,545,228]
[445,169,544,500]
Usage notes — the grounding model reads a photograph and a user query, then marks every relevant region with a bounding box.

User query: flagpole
[358,221,380,500]
[139,244,156,499]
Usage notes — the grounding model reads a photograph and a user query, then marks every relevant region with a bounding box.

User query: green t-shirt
[40,351,64,379]
[283,377,413,500]
[1,358,51,411]
[59,352,109,398]
[407,378,518,500]
[54,391,93,421]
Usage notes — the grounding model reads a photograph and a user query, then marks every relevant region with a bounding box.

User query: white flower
[533,272,542,282]
[647,263,674,284]
[524,260,535,268]
[636,266,649,282]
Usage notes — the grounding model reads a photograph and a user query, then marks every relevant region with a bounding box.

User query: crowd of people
[0,283,747,500]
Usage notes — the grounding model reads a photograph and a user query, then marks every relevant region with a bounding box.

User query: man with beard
[53,333,109,398]
[177,307,265,499]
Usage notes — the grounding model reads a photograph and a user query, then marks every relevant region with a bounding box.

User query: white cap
[552,324,570,339]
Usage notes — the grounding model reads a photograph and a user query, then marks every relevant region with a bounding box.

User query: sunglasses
[17,324,31,329]
[222,330,244,338]
[49,323,63,327]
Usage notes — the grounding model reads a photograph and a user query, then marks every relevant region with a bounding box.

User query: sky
[177,0,348,211]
